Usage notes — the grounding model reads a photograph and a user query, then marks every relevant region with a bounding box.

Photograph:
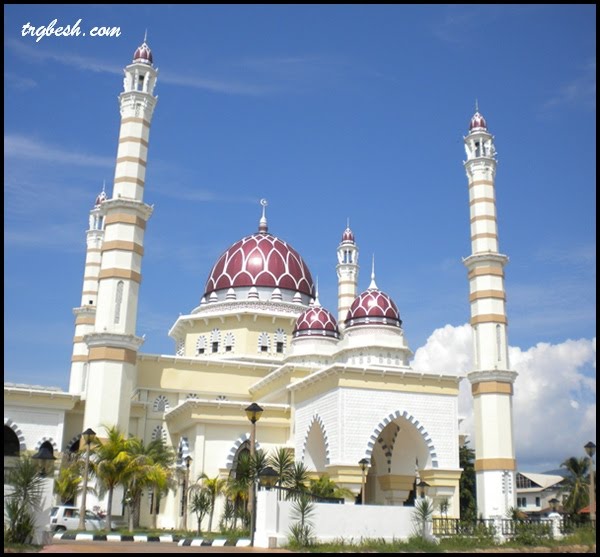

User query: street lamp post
[359,458,370,505]
[32,446,57,478]
[78,428,96,531]
[417,479,430,499]
[245,402,264,547]
[584,441,595,523]
[182,455,193,532]
[548,497,560,514]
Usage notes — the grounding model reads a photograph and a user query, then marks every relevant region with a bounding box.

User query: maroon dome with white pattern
[204,232,315,298]
[133,42,153,65]
[293,305,339,339]
[345,288,402,328]
[469,111,487,131]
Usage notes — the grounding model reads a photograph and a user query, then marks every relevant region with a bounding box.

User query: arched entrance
[363,412,436,506]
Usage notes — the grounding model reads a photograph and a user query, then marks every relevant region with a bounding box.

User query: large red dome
[345,288,402,328]
[204,232,315,299]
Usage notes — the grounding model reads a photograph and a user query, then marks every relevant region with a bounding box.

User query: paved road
[40,540,292,553]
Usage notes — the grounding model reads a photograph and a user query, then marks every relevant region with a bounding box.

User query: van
[49,506,112,532]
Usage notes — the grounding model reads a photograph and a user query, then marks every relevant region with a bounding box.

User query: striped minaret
[336,222,359,328]
[81,38,157,436]
[463,106,517,519]
[68,187,107,395]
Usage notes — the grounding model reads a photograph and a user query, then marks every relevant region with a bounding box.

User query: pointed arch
[64,433,82,453]
[4,418,26,454]
[364,410,439,468]
[301,414,330,468]
[225,433,262,470]
[153,395,170,412]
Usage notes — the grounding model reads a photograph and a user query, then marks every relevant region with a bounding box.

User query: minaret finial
[102,180,106,194]
[347,217,350,229]
[314,277,321,307]
[259,198,268,233]
[144,29,148,44]
[475,98,479,113]
[368,254,378,290]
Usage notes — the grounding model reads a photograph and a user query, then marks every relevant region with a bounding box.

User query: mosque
[4,38,518,527]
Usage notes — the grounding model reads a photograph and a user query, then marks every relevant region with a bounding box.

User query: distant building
[515,472,565,517]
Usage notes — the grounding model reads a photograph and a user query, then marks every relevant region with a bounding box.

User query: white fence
[255,490,417,548]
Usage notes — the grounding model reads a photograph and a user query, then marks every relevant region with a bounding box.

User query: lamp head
[259,466,279,489]
[32,445,57,476]
[359,458,370,472]
[584,441,596,458]
[82,428,97,445]
[245,402,264,424]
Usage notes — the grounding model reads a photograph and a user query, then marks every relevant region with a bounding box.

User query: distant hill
[543,469,570,478]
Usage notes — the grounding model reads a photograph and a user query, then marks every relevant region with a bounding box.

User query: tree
[200,474,226,533]
[459,442,477,522]
[4,456,44,544]
[189,488,212,535]
[53,457,96,506]
[92,425,131,532]
[287,461,310,499]
[267,447,294,497]
[560,456,590,513]
[308,474,354,500]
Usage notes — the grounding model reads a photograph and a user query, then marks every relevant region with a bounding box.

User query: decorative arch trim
[64,433,82,452]
[225,433,262,470]
[4,418,27,453]
[364,410,439,469]
[35,437,59,452]
[301,414,330,465]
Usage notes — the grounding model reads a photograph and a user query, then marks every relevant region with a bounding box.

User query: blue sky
[4,5,596,472]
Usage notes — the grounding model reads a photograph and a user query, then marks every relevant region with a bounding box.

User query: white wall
[255,489,417,548]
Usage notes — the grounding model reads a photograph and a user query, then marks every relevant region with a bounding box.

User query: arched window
[152,425,167,443]
[196,336,206,355]
[4,426,20,457]
[153,395,169,412]
[275,328,286,354]
[114,281,124,324]
[230,440,251,480]
[224,333,235,353]
[258,332,270,353]
[211,329,221,353]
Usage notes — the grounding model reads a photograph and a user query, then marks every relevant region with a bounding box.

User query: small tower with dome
[336,221,359,328]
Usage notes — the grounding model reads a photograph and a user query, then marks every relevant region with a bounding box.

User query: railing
[434,516,595,539]
[432,517,496,536]
[259,485,345,504]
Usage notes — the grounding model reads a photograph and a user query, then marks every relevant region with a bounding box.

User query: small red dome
[341,226,355,243]
[469,111,487,131]
[345,288,402,328]
[94,190,107,207]
[293,305,339,339]
[133,42,153,65]
[204,232,315,298]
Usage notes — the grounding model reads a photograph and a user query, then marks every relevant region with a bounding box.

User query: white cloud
[412,324,596,472]
[4,134,113,167]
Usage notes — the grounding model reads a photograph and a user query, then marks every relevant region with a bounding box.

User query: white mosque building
[4,38,517,527]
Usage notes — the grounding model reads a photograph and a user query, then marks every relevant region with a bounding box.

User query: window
[114,281,124,324]
[517,497,526,507]
[276,342,284,353]
[535,497,541,507]
[224,333,235,353]
[153,395,169,412]
[275,328,286,354]
[211,329,220,353]
[258,332,270,354]
[196,336,206,355]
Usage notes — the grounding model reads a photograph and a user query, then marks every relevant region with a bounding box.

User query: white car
[49,506,114,532]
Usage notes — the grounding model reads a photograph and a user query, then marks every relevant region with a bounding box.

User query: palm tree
[287,461,310,500]
[92,425,131,532]
[189,488,212,535]
[4,456,45,544]
[560,456,590,513]
[144,438,176,529]
[53,457,96,505]
[308,474,354,500]
[200,474,226,533]
[267,447,294,498]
